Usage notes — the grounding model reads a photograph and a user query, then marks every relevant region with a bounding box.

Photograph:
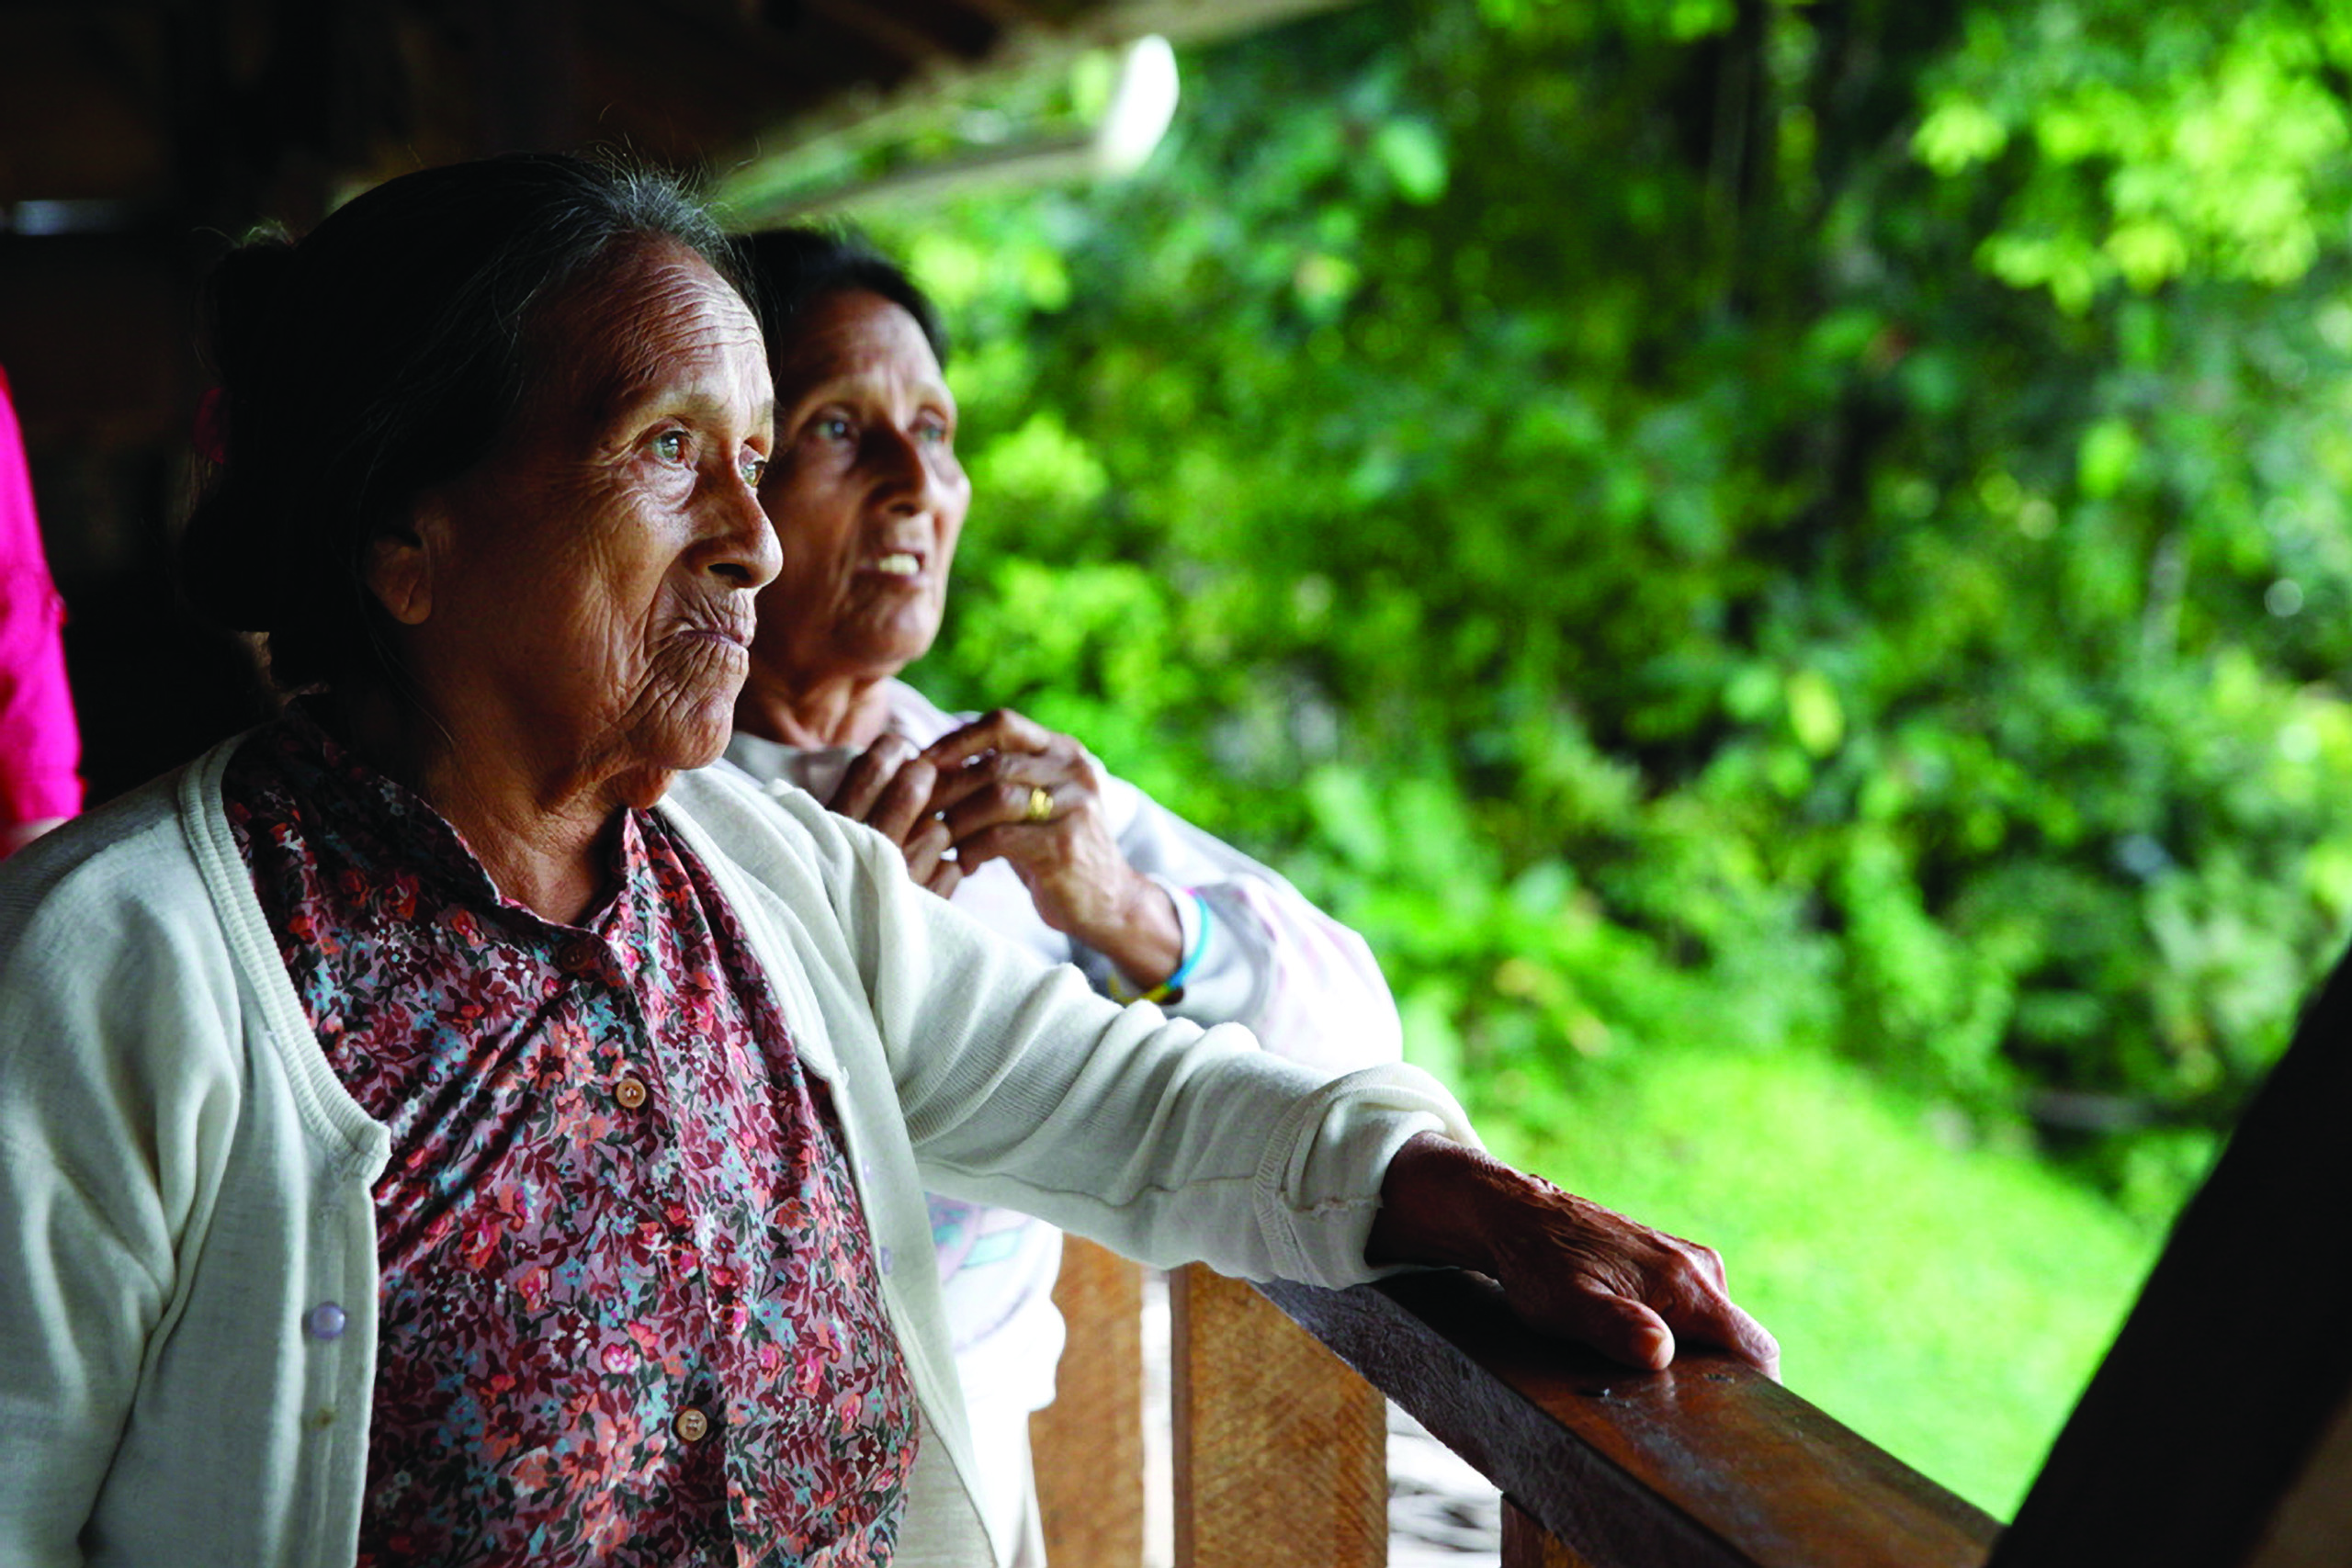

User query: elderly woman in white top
[0,155,1774,1568]
[724,226,1405,1562]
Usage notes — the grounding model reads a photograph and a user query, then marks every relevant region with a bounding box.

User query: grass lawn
[1458,1043,2183,1517]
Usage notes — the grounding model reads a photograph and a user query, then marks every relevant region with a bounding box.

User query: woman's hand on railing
[1365,1133,1781,1381]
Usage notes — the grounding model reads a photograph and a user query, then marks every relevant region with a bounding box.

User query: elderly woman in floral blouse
[0,153,1775,1568]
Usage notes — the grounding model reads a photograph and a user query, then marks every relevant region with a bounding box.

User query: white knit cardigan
[0,735,1474,1567]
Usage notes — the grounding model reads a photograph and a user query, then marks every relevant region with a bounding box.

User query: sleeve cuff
[1250,1063,1483,1289]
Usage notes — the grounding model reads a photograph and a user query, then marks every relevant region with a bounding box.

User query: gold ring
[1023,784,1054,823]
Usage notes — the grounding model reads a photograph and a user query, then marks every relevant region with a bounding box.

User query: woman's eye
[741,455,769,487]
[651,430,689,464]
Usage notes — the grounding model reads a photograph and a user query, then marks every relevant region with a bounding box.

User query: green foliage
[852,0,2352,1222]
[1484,1034,2172,1516]
[705,0,2352,1509]
[1917,3,2352,305]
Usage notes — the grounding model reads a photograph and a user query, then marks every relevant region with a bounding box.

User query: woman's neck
[733,670,897,751]
[339,685,629,927]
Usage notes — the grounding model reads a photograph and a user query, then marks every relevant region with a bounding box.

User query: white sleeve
[681,776,1472,1289]
[860,842,1462,1286]
[1074,772,1403,1077]
[0,851,209,1563]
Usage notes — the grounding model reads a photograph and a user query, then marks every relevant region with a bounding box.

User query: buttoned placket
[571,925,729,1467]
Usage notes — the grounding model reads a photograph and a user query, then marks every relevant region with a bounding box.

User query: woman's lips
[681,606,755,651]
[871,551,922,578]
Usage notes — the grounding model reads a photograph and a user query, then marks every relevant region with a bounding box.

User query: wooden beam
[801,0,1002,69]
[0,11,175,204]
[1261,1272,1997,1568]
[1048,0,1362,48]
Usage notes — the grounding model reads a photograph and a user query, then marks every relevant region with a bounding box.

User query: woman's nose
[706,470,783,590]
[872,423,945,513]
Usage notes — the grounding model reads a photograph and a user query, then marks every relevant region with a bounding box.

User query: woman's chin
[672,710,737,773]
[831,603,941,676]
[605,694,738,794]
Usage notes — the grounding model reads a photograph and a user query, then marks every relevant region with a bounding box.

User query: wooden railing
[1031,938,2352,1568]
[1258,1269,1993,1568]
[1033,1242,1995,1568]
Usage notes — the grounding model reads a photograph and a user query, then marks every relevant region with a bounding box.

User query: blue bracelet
[1159,889,1213,994]
[1123,888,1212,1004]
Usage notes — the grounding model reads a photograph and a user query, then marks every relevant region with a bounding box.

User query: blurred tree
[838,0,2352,1210]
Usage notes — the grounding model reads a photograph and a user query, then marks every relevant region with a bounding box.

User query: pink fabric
[0,366,80,828]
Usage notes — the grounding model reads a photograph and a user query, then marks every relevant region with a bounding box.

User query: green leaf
[1373,117,1450,204]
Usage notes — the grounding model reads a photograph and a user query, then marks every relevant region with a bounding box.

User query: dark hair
[740,226,950,372]
[180,152,743,691]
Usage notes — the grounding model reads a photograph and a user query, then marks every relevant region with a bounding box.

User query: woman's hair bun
[201,227,298,398]
[179,229,308,636]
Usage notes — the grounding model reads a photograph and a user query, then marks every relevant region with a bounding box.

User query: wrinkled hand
[1368,1134,1780,1379]
[921,708,1182,987]
[824,732,964,898]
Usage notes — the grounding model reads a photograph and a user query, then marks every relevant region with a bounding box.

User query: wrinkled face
[750,289,970,695]
[395,239,780,793]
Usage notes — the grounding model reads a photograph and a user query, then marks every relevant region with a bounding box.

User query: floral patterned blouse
[223,706,917,1567]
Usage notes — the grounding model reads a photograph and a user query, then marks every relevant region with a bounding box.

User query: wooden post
[1031,1236,1147,1568]
[1989,943,2352,1568]
[2240,1391,2352,1568]
[1170,1264,1387,1568]
[1503,1497,1601,1568]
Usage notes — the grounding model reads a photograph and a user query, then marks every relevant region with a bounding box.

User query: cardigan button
[303,1302,347,1341]
[673,1406,711,1444]
[614,1076,650,1111]
[877,1246,894,1277]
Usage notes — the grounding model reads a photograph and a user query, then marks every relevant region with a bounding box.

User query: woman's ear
[364,502,445,627]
